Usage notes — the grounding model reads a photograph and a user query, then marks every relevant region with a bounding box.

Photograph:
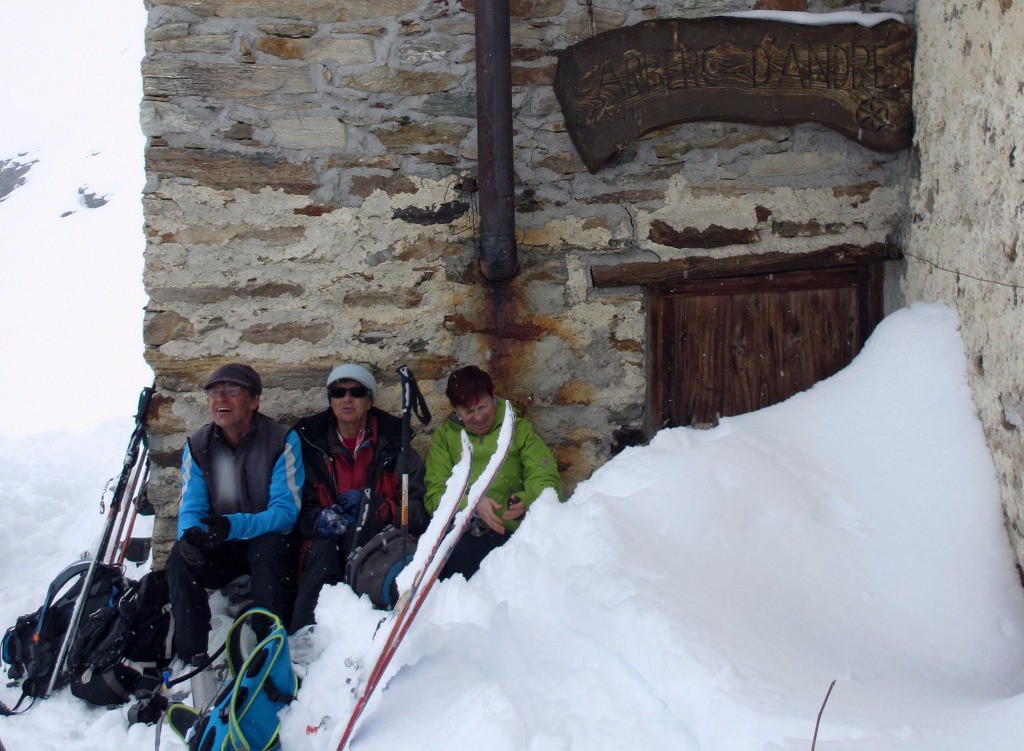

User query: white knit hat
[326,363,376,401]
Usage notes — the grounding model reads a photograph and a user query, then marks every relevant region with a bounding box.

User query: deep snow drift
[2,303,1023,750]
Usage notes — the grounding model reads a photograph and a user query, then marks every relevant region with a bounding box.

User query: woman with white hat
[290,363,427,631]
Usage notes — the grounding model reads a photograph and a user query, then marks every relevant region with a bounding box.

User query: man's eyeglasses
[329,385,369,400]
[207,384,244,398]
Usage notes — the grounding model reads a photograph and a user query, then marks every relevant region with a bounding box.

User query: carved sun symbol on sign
[856,98,891,131]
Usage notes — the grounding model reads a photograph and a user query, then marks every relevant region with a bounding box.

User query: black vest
[187,413,289,515]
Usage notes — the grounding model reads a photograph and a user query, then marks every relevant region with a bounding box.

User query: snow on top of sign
[720,11,905,27]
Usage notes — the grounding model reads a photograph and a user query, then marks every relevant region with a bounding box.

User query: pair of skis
[334,402,516,750]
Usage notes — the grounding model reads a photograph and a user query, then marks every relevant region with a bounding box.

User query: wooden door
[648,265,877,430]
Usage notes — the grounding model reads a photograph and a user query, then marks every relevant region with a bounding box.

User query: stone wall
[141,0,915,564]
[905,2,1024,564]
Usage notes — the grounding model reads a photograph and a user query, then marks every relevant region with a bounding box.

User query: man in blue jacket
[165,363,304,666]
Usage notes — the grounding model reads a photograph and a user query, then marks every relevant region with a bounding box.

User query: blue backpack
[167,608,298,751]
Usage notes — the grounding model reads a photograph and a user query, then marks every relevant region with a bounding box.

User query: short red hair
[445,366,494,408]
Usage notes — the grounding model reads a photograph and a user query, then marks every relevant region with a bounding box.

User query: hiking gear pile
[167,608,298,751]
[1,564,172,714]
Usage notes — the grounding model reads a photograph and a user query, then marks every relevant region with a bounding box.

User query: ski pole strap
[162,640,228,689]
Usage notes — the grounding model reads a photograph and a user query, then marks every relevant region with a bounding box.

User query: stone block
[534,151,584,174]
[147,394,188,434]
[257,22,317,37]
[323,153,400,170]
[652,127,787,160]
[346,289,424,308]
[140,101,208,137]
[649,219,761,249]
[771,219,846,238]
[350,173,419,198]
[374,122,470,152]
[145,310,196,346]
[146,147,318,194]
[392,200,470,225]
[150,0,420,21]
[462,0,565,19]
[143,60,316,98]
[147,354,347,392]
[420,92,477,120]
[747,151,847,178]
[148,34,234,54]
[256,36,375,64]
[581,189,665,205]
[241,321,331,344]
[147,21,190,41]
[147,280,305,304]
[399,40,456,65]
[271,116,347,149]
[512,63,556,86]
[338,68,459,94]
[419,150,459,165]
[159,224,305,246]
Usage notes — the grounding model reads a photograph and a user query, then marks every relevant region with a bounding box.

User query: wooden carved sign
[554,17,913,173]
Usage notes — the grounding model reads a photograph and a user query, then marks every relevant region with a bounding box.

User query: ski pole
[114,456,151,566]
[45,383,155,697]
[396,366,430,559]
[108,448,149,565]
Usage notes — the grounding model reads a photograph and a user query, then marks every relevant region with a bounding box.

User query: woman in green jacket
[425,365,563,579]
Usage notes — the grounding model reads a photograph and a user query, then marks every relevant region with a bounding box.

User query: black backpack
[1,561,128,712]
[67,570,174,707]
[345,525,416,610]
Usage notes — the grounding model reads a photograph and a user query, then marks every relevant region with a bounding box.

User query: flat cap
[203,363,263,395]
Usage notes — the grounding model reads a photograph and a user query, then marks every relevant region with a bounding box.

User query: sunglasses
[207,384,244,398]
[329,385,369,399]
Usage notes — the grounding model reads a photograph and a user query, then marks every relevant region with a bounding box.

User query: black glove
[179,527,206,567]
[196,515,231,548]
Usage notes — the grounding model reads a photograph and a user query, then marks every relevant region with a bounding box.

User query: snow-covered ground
[2,303,1024,750]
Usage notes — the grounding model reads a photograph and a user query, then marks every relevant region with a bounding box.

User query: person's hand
[475,497,507,535]
[179,527,206,567]
[502,496,526,522]
[315,505,348,539]
[196,515,231,548]
[337,489,365,522]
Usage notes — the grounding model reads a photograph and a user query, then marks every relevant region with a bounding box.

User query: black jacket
[292,407,428,553]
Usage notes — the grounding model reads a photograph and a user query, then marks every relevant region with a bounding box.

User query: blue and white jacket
[178,412,304,541]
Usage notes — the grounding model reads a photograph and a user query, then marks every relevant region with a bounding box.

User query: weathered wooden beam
[590,242,902,288]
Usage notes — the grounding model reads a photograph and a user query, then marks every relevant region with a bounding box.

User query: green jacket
[424,398,563,532]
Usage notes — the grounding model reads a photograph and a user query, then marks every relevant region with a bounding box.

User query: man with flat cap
[165,363,304,672]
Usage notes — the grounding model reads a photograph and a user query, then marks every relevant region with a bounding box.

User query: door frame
[590,242,899,437]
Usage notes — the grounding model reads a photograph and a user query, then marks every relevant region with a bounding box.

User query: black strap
[162,640,227,689]
[261,676,295,705]
[0,691,35,716]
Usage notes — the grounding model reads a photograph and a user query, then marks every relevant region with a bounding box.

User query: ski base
[335,402,517,750]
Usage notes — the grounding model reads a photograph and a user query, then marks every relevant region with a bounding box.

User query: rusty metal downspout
[475,0,518,282]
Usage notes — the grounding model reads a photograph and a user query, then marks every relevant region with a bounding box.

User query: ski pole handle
[136,384,155,427]
[397,365,431,426]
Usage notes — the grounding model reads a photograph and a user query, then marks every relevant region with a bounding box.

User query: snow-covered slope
[0,0,152,437]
